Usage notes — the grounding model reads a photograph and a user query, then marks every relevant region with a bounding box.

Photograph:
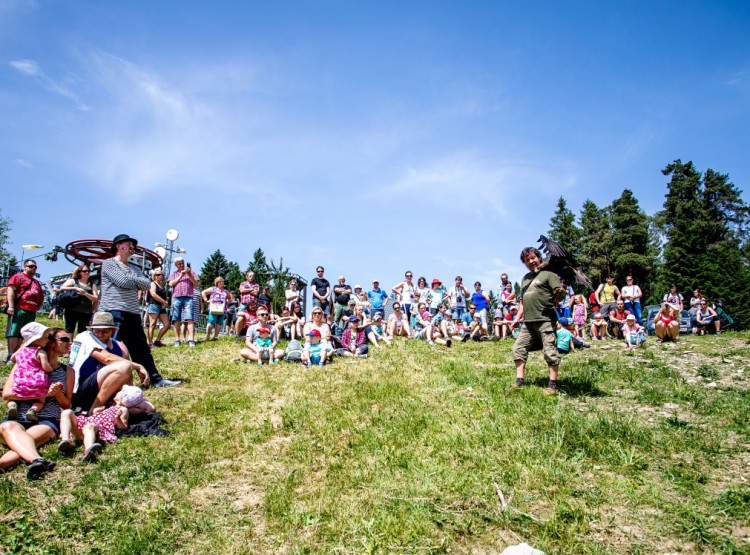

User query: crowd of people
[1,234,729,478]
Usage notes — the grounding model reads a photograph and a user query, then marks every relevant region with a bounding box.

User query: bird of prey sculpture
[537,235,594,291]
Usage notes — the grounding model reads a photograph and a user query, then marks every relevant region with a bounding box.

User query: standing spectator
[367,280,389,318]
[621,275,644,326]
[285,278,300,309]
[594,275,620,320]
[202,277,232,341]
[235,271,260,336]
[48,288,61,320]
[392,272,416,319]
[146,269,170,348]
[310,266,331,316]
[689,289,704,310]
[415,277,430,306]
[556,278,575,319]
[664,284,684,310]
[258,285,274,314]
[59,264,99,336]
[4,260,45,363]
[500,282,516,314]
[470,282,490,326]
[333,276,353,325]
[448,276,470,321]
[167,257,199,347]
[224,294,238,336]
[99,234,178,388]
[427,279,446,316]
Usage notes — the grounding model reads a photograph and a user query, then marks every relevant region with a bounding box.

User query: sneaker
[154,341,165,348]
[270,359,278,365]
[25,408,39,423]
[57,440,76,456]
[83,442,103,463]
[543,387,558,396]
[446,339,452,348]
[6,401,18,420]
[173,341,181,347]
[26,458,48,480]
[304,362,311,369]
[318,362,325,367]
[153,378,181,387]
[258,361,263,367]
[356,354,367,359]
[461,334,470,343]
[188,340,196,347]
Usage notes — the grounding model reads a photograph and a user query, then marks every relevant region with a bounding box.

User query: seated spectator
[463,311,489,341]
[430,304,452,342]
[654,303,680,342]
[621,314,646,348]
[69,313,154,413]
[303,306,332,346]
[608,300,631,339]
[494,305,517,339]
[337,316,368,358]
[689,289,704,310]
[289,302,305,339]
[693,300,718,335]
[302,329,330,367]
[362,309,390,347]
[590,312,607,340]
[410,303,436,345]
[1,328,73,479]
[556,321,575,354]
[387,303,411,338]
[274,306,298,341]
[559,317,590,349]
[240,308,284,364]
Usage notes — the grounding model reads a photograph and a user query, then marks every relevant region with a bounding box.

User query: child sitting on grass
[621,314,646,349]
[6,322,53,423]
[559,317,590,349]
[303,329,328,367]
[253,326,278,366]
[590,312,608,340]
[556,321,575,354]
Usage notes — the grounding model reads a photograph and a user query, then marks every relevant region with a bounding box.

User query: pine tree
[578,200,612,285]
[198,250,235,291]
[0,209,12,265]
[267,257,293,312]
[609,189,654,298]
[548,197,581,258]
[225,262,243,294]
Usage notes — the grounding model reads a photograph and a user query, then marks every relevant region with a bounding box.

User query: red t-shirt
[8,273,44,312]
[609,308,631,322]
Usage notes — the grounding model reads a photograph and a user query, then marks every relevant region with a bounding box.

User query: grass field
[1,318,749,554]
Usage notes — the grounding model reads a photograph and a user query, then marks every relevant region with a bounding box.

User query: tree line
[547,159,750,328]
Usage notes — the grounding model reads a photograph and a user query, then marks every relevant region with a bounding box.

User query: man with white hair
[168,257,199,347]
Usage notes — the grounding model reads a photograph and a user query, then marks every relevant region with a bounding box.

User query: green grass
[1,319,749,554]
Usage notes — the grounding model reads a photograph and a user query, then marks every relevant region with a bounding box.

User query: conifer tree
[198,250,235,291]
[609,189,654,298]
[246,249,271,287]
[578,200,612,285]
[548,196,581,258]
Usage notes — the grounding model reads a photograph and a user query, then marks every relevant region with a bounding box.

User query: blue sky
[2,0,749,297]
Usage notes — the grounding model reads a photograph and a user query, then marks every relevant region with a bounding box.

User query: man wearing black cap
[99,234,180,387]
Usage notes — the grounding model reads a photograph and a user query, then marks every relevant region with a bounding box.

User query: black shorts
[72,369,102,413]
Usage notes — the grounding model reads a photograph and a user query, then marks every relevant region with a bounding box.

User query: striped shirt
[99,257,151,314]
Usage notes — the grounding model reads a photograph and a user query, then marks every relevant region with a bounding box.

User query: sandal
[83,442,103,463]
[6,401,18,420]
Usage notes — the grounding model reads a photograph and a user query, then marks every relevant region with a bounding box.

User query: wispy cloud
[9,58,91,110]
[14,158,32,169]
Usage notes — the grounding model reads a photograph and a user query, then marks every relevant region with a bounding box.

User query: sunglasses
[26,265,37,269]
[81,269,91,273]
[51,336,72,343]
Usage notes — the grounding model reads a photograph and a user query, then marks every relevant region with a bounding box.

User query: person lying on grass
[512,246,566,396]
[57,394,130,463]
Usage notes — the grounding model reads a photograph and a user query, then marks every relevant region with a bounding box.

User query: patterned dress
[76,405,120,443]
[11,346,50,398]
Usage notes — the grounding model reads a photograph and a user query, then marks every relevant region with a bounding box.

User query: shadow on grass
[529,376,607,398]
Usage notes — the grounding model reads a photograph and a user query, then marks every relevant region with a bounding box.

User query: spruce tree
[548,196,582,258]
[609,189,654,299]
[246,249,271,287]
[198,250,235,291]
[578,200,612,285]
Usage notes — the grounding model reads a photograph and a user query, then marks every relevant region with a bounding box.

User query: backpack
[285,340,303,363]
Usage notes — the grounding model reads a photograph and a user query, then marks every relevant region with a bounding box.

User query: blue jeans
[624,300,643,326]
[452,306,466,320]
[171,296,194,322]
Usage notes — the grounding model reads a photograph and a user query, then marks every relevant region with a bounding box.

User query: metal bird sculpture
[537,235,594,291]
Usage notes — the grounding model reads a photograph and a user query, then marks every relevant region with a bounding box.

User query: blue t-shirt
[556,328,573,352]
[471,291,488,312]
[461,313,473,327]
[367,288,388,310]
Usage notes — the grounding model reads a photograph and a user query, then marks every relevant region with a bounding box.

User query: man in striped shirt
[99,234,180,388]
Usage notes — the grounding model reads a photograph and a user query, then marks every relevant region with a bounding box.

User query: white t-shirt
[621,285,642,301]
[448,285,467,308]
[69,331,108,393]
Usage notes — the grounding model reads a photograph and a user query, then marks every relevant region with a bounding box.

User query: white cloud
[9,58,90,110]
[14,158,32,169]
